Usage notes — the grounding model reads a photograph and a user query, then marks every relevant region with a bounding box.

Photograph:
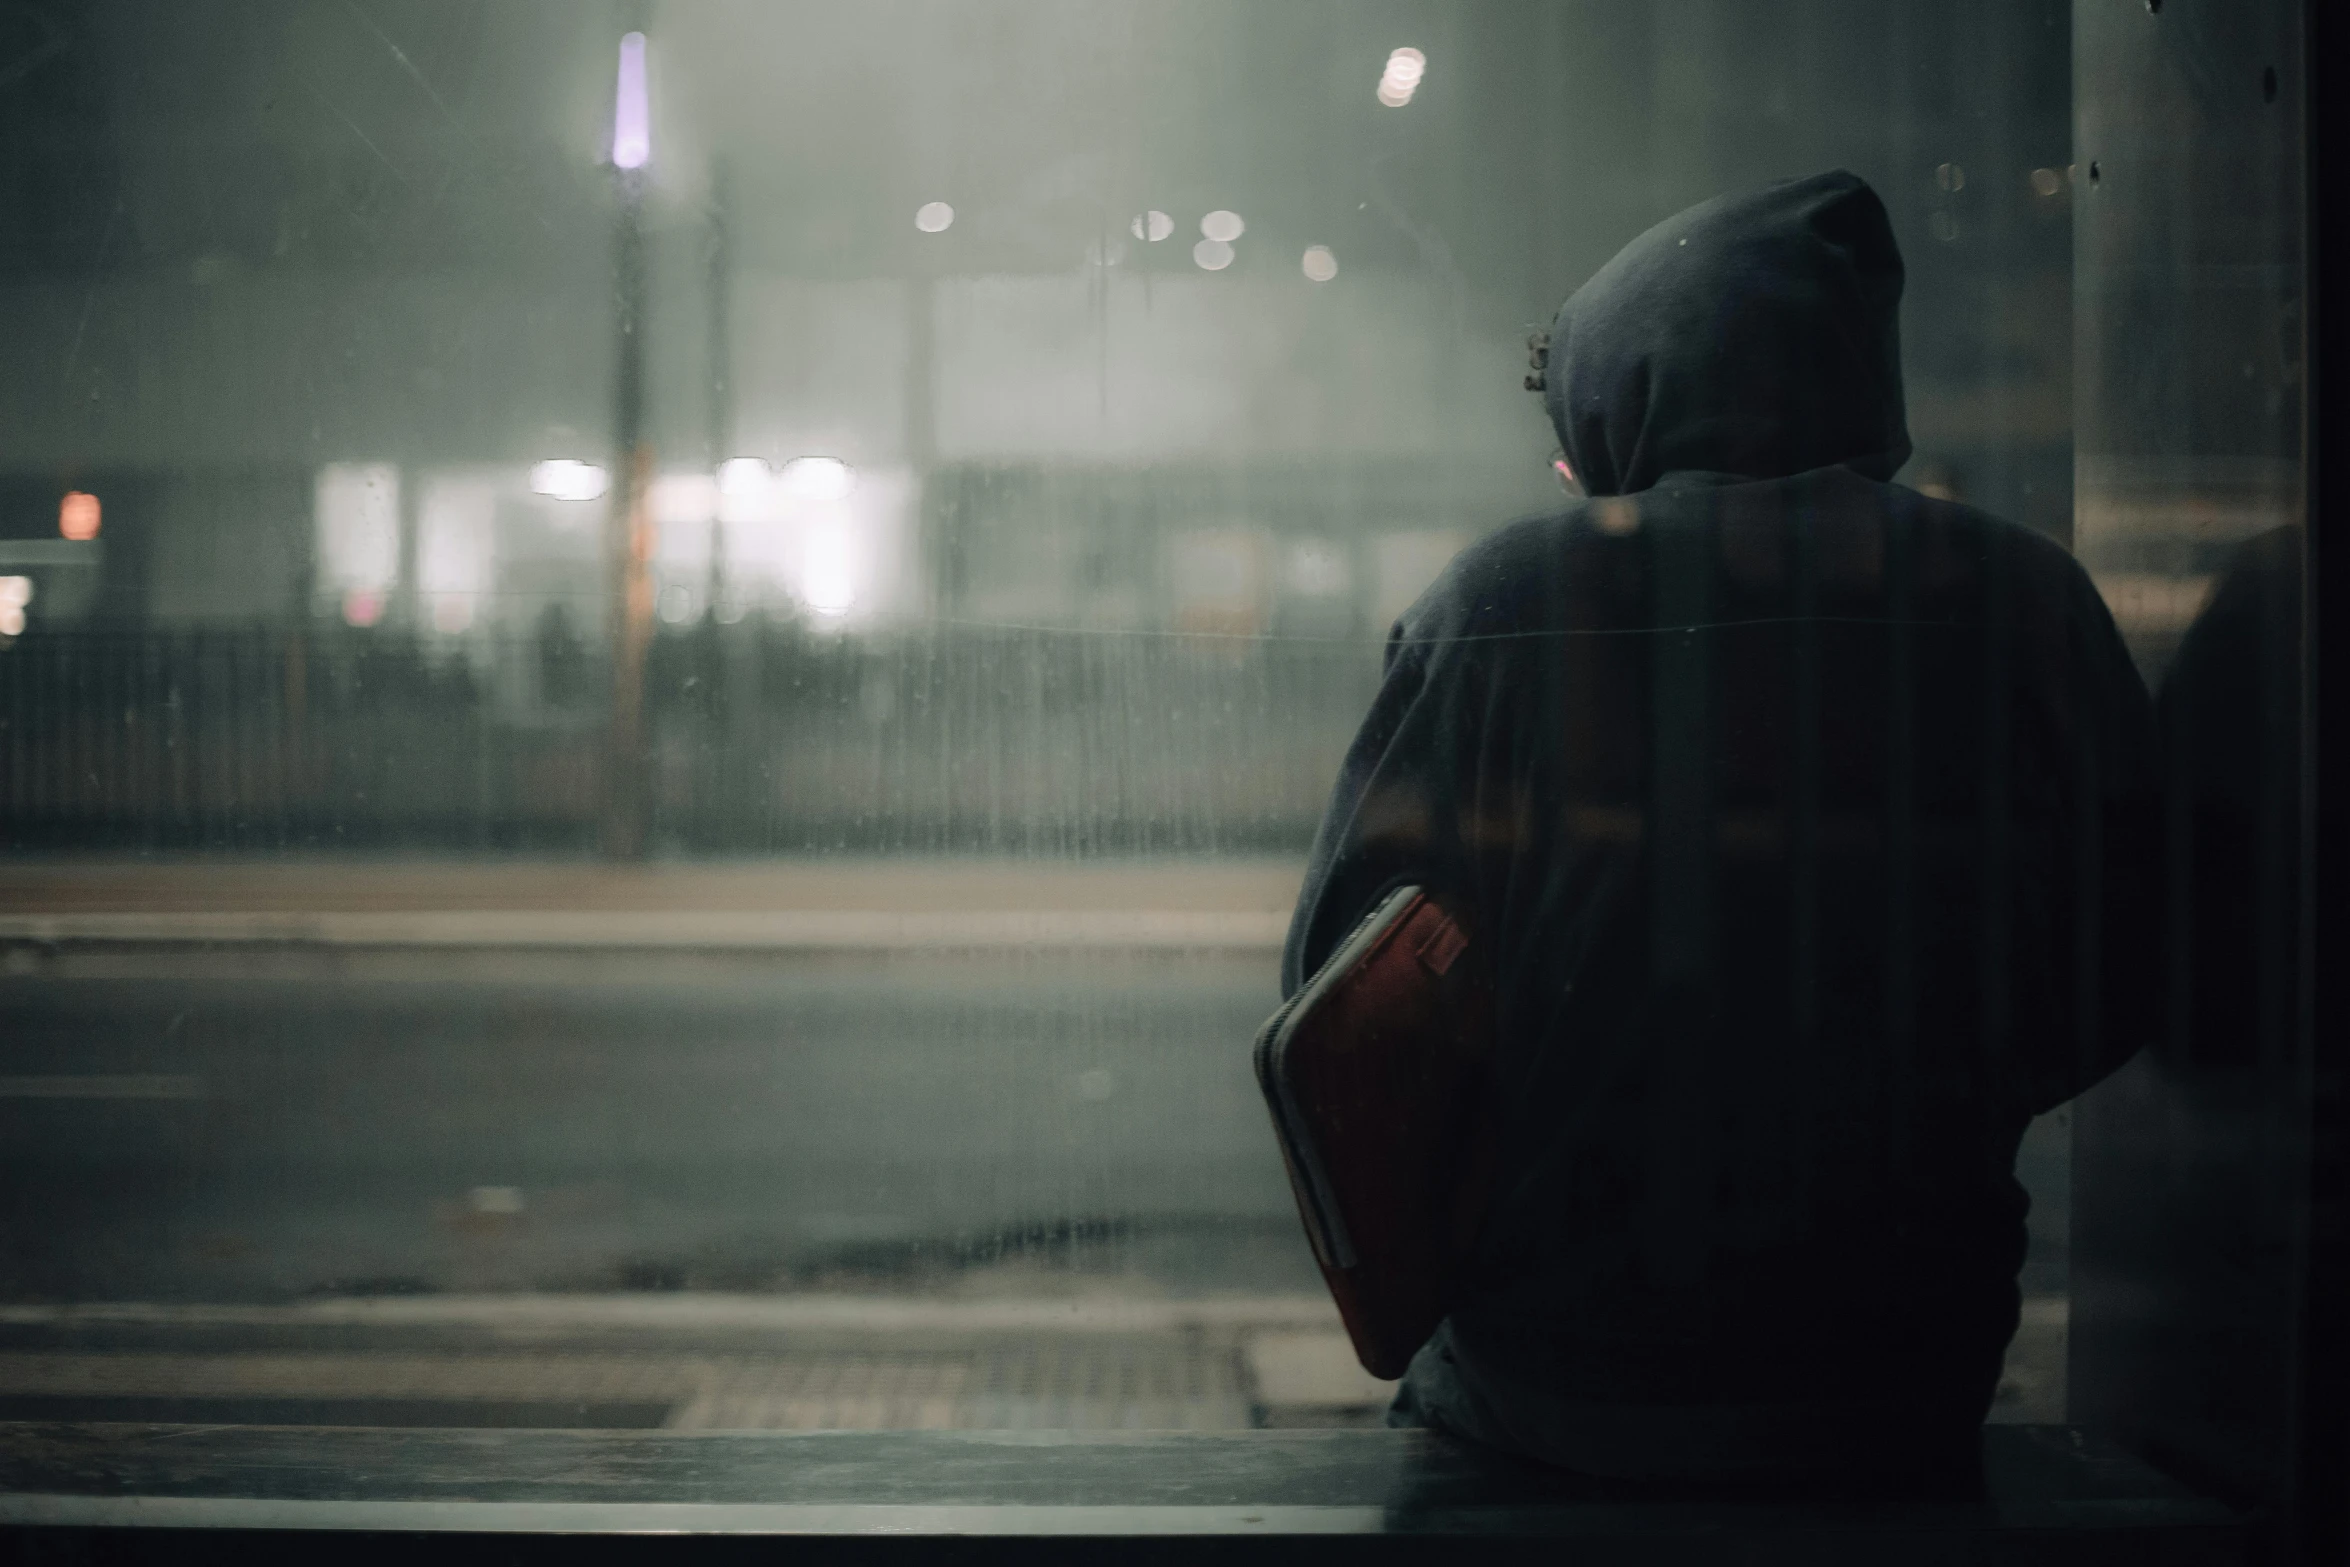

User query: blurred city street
[0,856,2068,1428]
[1,859,1307,1297]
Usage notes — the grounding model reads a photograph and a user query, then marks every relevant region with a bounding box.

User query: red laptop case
[1252,886,1497,1380]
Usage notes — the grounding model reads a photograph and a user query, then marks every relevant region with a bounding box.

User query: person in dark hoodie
[1283,171,2162,1485]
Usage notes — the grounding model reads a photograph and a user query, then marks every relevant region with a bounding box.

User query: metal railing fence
[0,621,1380,854]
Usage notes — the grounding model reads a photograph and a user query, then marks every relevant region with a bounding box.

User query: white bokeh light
[652,473,718,523]
[1130,210,1174,242]
[915,201,954,233]
[717,456,770,495]
[611,33,650,168]
[418,475,494,636]
[1378,45,1425,107]
[801,526,858,618]
[1200,209,1245,243]
[778,456,856,501]
[723,467,908,625]
[1193,238,1234,271]
[315,463,400,609]
[1301,245,1339,282]
[1282,539,1351,599]
[528,460,608,502]
[0,575,31,638]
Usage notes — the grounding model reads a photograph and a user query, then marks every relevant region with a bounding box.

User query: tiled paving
[0,1341,1258,1431]
[0,1292,2063,1431]
[0,1295,1348,1431]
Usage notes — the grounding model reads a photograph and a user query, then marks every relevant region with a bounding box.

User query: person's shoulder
[1817,467,2093,593]
[1395,506,1626,647]
[1824,473,2148,696]
[1438,509,1583,603]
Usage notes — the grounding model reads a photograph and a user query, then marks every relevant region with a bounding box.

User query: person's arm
[1282,592,1508,998]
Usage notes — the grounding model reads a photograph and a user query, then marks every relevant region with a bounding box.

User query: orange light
[59,491,100,542]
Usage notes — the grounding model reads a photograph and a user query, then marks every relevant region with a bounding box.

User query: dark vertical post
[2293,0,2350,1541]
[906,269,939,609]
[699,157,734,842]
[282,472,312,841]
[2297,6,2349,1554]
[602,160,655,860]
[393,465,421,635]
[704,157,732,619]
[2068,0,2314,1528]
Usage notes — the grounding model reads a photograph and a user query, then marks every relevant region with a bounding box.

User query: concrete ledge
[0,1423,2244,1563]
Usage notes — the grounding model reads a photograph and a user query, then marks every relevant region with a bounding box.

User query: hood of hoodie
[1543,170,1911,497]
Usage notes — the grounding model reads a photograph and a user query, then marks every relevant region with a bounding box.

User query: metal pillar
[601,163,655,860]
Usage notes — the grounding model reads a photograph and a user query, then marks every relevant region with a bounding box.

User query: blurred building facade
[0,0,2099,850]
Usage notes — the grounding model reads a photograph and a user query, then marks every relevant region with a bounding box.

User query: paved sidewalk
[0,1293,1387,1433]
[0,1293,2065,1429]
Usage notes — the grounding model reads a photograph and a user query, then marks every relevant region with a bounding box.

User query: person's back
[1282,171,2161,1483]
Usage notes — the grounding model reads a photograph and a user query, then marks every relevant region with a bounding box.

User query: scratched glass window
[0,0,2299,1448]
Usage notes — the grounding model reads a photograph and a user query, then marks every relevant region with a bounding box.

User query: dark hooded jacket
[1282,172,2161,1479]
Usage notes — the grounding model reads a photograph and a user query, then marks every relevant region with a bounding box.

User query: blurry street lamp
[603,27,657,859]
[915,201,955,233]
[1193,238,1235,271]
[612,32,650,169]
[1130,211,1173,242]
[1302,245,1339,282]
[1200,210,1245,242]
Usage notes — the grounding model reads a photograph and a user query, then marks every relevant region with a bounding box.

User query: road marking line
[0,1075,204,1100]
[0,911,1289,952]
[0,1293,1343,1334]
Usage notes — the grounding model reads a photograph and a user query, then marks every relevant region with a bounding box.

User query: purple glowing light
[612,32,650,170]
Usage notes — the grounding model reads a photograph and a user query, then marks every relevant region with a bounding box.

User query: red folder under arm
[1253,886,1497,1379]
